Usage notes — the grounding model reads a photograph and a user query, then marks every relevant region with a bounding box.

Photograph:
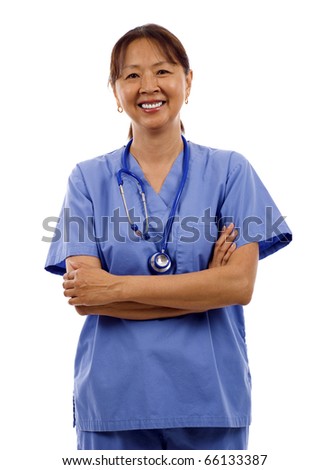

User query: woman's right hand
[208,223,238,268]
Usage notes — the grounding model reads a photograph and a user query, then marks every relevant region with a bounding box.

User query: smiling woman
[108,24,191,140]
[109,35,193,193]
[45,23,292,451]
[112,39,191,143]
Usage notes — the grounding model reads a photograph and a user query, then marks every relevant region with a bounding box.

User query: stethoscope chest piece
[149,251,172,274]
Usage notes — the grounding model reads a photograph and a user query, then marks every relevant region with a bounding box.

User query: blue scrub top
[45,141,292,431]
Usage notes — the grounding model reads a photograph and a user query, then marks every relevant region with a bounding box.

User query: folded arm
[123,242,258,311]
[63,225,258,319]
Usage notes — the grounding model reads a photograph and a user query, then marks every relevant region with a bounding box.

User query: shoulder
[188,140,250,174]
[77,147,123,174]
[68,146,123,184]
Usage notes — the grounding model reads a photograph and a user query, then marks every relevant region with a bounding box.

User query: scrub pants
[77,427,249,450]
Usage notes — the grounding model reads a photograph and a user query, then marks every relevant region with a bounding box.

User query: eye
[157,69,171,75]
[125,73,139,80]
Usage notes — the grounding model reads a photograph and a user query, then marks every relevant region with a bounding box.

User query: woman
[45,24,292,450]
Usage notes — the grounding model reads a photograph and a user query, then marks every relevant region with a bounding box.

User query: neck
[130,126,183,167]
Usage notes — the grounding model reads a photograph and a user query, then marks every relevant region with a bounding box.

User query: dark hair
[109,24,190,139]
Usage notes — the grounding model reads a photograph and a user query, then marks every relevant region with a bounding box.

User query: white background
[1,0,329,468]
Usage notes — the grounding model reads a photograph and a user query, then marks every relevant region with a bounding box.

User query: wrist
[116,275,142,303]
[111,274,134,303]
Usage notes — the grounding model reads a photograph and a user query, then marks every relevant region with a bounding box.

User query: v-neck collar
[127,149,184,210]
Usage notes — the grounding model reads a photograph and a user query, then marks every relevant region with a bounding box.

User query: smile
[139,101,165,109]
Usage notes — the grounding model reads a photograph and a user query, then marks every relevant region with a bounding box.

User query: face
[113,38,192,135]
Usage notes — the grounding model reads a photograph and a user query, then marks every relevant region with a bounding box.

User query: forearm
[121,243,259,310]
[118,265,252,311]
[64,243,258,313]
[75,302,196,320]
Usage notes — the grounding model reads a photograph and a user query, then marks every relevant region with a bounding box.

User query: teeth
[141,101,163,109]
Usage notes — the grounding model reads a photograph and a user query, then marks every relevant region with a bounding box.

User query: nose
[139,72,160,94]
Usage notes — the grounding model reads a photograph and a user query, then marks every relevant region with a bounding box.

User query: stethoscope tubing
[117,135,190,268]
[161,136,189,253]
[117,168,150,237]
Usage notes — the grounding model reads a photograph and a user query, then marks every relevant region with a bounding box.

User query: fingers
[63,289,81,305]
[62,269,78,301]
[63,284,75,298]
[222,239,237,264]
[68,296,81,306]
[62,278,74,288]
[209,223,238,268]
[66,260,80,271]
[216,223,237,247]
[63,269,77,281]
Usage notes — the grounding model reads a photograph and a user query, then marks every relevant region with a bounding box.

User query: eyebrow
[122,61,176,71]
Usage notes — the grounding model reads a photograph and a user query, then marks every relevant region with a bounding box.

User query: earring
[117,106,123,113]
[185,98,189,104]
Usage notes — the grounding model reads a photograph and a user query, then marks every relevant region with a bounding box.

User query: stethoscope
[117,135,189,275]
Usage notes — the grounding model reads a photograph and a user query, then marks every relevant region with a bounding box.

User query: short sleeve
[219,153,292,260]
[44,165,100,275]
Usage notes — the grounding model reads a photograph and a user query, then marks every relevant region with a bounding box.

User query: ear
[111,82,121,108]
[185,69,193,99]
